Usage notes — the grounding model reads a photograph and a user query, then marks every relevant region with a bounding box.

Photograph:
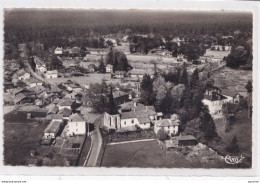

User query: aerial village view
[3,9,253,168]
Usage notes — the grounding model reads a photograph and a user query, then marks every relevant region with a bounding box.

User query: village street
[86,124,102,167]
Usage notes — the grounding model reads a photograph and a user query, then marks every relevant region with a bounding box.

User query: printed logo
[222,155,245,164]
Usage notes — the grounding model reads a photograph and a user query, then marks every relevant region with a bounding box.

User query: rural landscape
[3,9,253,168]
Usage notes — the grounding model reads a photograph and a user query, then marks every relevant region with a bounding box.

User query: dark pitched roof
[44,121,62,133]
[58,107,72,117]
[58,99,73,106]
[68,113,85,122]
[14,93,27,103]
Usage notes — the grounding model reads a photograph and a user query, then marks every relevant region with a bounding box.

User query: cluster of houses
[33,56,59,78]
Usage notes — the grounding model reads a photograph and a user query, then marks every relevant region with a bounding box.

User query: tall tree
[179,67,188,86]
[98,57,106,73]
[139,74,155,105]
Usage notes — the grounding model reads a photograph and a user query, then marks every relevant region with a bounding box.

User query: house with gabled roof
[58,107,72,120]
[45,70,58,79]
[14,93,33,104]
[154,114,181,137]
[17,69,30,80]
[67,113,86,136]
[25,78,43,88]
[34,56,47,73]
[57,99,73,110]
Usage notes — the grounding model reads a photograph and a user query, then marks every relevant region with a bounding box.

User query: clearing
[101,140,227,168]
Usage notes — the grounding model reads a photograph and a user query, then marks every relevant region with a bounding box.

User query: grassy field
[214,109,252,158]
[101,140,227,168]
[4,121,48,165]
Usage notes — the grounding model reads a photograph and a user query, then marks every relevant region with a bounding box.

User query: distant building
[57,99,73,110]
[46,70,58,79]
[54,47,63,55]
[34,56,47,73]
[25,78,43,88]
[154,114,180,137]
[67,113,86,136]
[202,88,233,115]
[43,121,63,140]
[14,93,33,104]
[165,135,197,149]
[106,64,113,73]
[17,69,30,80]
[113,90,129,106]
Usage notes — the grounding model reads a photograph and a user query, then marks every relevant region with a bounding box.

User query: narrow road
[86,124,102,167]
[107,138,156,146]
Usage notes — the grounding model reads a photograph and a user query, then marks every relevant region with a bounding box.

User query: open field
[4,110,47,123]
[214,109,252,159]
[212,67,252,92]
[4,122,48,165]
[101,140,227,168]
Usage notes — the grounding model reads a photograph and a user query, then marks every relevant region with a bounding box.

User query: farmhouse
[154,114,180,137]
[221,89,248,104]
[67,113,86,136]
[46,70,58,78]
[51,114,64,123]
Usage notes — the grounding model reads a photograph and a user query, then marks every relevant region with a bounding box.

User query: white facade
[67,121,86,135]
[58,105,71,111]
[106,65,113,73]
[36,65,47,73]
[202,96,233,115]
[29,82,43,88]
[54,47,63,55]
[154,124,179,136]
[18,73,30,80]
[119,117,139,129]
[103,112,120,130]
[46,71,58,79]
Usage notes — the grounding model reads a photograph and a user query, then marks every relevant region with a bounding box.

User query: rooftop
[44,121,62,134]
[69,113,85,122]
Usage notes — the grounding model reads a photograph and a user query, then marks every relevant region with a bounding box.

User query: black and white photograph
[2,7,255,170]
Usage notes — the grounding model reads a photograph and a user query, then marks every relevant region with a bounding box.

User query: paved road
[86,124,102,167]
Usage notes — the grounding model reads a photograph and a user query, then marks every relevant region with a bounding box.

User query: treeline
[226,38,252,69]
[4,10,252,48]
[139,67,219,143]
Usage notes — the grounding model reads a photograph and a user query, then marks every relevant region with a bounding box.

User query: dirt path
[107,139,156,146]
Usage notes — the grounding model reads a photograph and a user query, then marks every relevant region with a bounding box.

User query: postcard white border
[0,0,259,177]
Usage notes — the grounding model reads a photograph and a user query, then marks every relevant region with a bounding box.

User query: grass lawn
[213,108,252,167]
[4,110,47,123]
[101,140,226,168]
[4,122,48,165]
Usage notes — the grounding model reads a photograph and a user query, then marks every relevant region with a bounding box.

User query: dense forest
[4,9,252,49]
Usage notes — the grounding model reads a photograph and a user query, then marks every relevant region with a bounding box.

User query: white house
[46,70,58,79]
[17,69,30,80]
[25,78,43,88]
[154,114,180,137]
[202,95,233,115]
[54,47,63,55]
[106,64,113,73]
[67,113,86,136]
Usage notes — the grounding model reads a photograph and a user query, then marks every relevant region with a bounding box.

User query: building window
[131,119,134,124]
[124,121,126,125]
[109,117,111,126]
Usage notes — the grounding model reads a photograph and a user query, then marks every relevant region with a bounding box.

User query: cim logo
[222,155,245,164]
